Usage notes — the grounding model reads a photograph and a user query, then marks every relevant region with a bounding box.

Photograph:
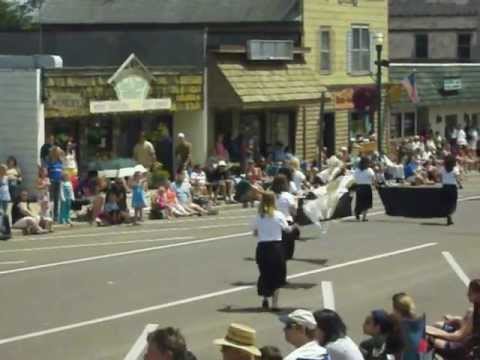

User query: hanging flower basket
[353,86,378,111]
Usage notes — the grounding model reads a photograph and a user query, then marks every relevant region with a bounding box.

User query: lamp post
[374,32,384,155]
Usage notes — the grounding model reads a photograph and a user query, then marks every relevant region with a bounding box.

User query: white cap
[178,133,185,138]
[218,160,227,167]
[279,309,317,330]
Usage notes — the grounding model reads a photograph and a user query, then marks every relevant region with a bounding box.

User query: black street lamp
[374,33,389,155]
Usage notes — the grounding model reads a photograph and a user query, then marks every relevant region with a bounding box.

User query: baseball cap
[279,309,317,330]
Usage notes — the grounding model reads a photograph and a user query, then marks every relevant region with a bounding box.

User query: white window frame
[349,25,371,74]
[319,27,332,73]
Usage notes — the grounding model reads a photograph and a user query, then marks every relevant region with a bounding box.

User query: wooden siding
[303,0,389,86]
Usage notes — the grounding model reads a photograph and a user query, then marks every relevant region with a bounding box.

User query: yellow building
[299,0,389,159]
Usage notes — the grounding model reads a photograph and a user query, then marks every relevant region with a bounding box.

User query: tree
[0,0,35,30]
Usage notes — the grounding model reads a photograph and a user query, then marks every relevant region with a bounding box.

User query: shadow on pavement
[420,222,447,226]
[230,281,318,290]
[291,258,328,266]
[217,306,298,314]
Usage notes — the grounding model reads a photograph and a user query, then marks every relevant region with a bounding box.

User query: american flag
[401,72,420,103]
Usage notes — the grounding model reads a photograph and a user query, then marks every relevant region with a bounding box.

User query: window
[458,34,472,61]
[390,113,402,139]
[350,112,374,141]
[404,112,416,136]
[247,40,294,61]
[389,112,417,138]
[350,26,371,73]
[320,28,332,72]
[415,34,429,59]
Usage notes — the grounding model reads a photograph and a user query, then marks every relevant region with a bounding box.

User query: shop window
[348,26,371,74]
[390,113,402,139]
[415,34,429,59]
[458,33,472,61]
[267,112,294,153]
[404,112,416,136]
[350,112,374,141]
[320,28,332,73]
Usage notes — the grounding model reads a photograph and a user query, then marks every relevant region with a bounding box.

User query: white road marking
[0,242,437,345]
[0,261,26,265]
[124,324,159,360]
[442,251,471,287]
[321,281,335,310]
[0,236,193,254]
[16,222,249,243]
[0,232,251,276]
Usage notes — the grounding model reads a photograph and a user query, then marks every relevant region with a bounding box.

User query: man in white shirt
[457,126,467,147]
[280,309,329,360]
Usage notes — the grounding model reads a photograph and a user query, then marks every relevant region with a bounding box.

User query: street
[0,179,479,360]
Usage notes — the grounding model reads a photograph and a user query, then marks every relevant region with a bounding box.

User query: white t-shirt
[191,170,206,186]
[326,336,364,360]
[252,210,289,242]
[469,129,478,150]
[284,341,329,360]
[293,170,306,192]
[441,167,459,186]
[457,129,467,146]
[353,168,375,185]
[276,192,297,222]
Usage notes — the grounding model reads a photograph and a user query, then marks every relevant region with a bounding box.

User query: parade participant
[271,175,299,261]
[314,309,364,360]
[290,158,307,192]
[353,157,375,222]
[440,155,461,226]
[6,156,22,201]
[214,323,262,360]
[130,171,147,225]
[252,192,293,310]
[37,167,51,218]
[0,164,11,214]
[59,172,75,226]
[280,309,329,360]
[360,309,404,360]
[427,279,480,359]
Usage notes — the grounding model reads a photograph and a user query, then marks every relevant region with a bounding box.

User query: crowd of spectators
[142,279,480,360]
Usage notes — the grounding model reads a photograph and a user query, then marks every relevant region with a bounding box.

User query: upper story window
[347,26,371,74]
[247,40,294,61]
[320,27,332,73]
[415,34,429,59]
[458,33,472,61]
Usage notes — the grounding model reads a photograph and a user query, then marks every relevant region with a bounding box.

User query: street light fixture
[374,32,390,155]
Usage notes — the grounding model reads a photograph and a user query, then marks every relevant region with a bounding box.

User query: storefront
[208,53,328,163]
[44,54,204,175]
[388,64,480,146]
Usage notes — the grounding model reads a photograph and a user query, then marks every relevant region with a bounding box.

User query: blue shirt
[172,182,190,204]
[48,161,64,183]
[404,162,417,178]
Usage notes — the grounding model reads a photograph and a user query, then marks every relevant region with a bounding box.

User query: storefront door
[323,113,336,157]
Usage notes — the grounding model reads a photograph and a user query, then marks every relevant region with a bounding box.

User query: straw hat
[213,323,261,357]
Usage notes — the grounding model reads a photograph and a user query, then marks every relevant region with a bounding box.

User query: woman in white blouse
[252,191,293,311]
[353,157,375,222]
[440,155,461,226]
[271,174,299,261]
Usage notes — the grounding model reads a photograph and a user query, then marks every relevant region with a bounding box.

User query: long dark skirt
[256,241,287,297]
[355,184,373,215]
[442,185,458,216]
[282,224,300,261]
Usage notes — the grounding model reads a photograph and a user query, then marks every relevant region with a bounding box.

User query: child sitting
[151,186,172,220]
[104,192,120,225]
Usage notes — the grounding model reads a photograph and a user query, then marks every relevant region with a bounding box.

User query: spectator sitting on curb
[214,323,262,360]
[144,326,197,360]
[11,190,52,235]
[280,309,329,360]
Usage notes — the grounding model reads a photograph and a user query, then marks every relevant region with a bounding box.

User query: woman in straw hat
[252,191,294,311]
[214,323,262,360]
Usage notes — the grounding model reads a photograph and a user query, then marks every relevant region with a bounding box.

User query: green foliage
[0,0,31,29]
[149,162,170,188]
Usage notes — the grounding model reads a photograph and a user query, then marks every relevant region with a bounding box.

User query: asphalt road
[1,178,479,360]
